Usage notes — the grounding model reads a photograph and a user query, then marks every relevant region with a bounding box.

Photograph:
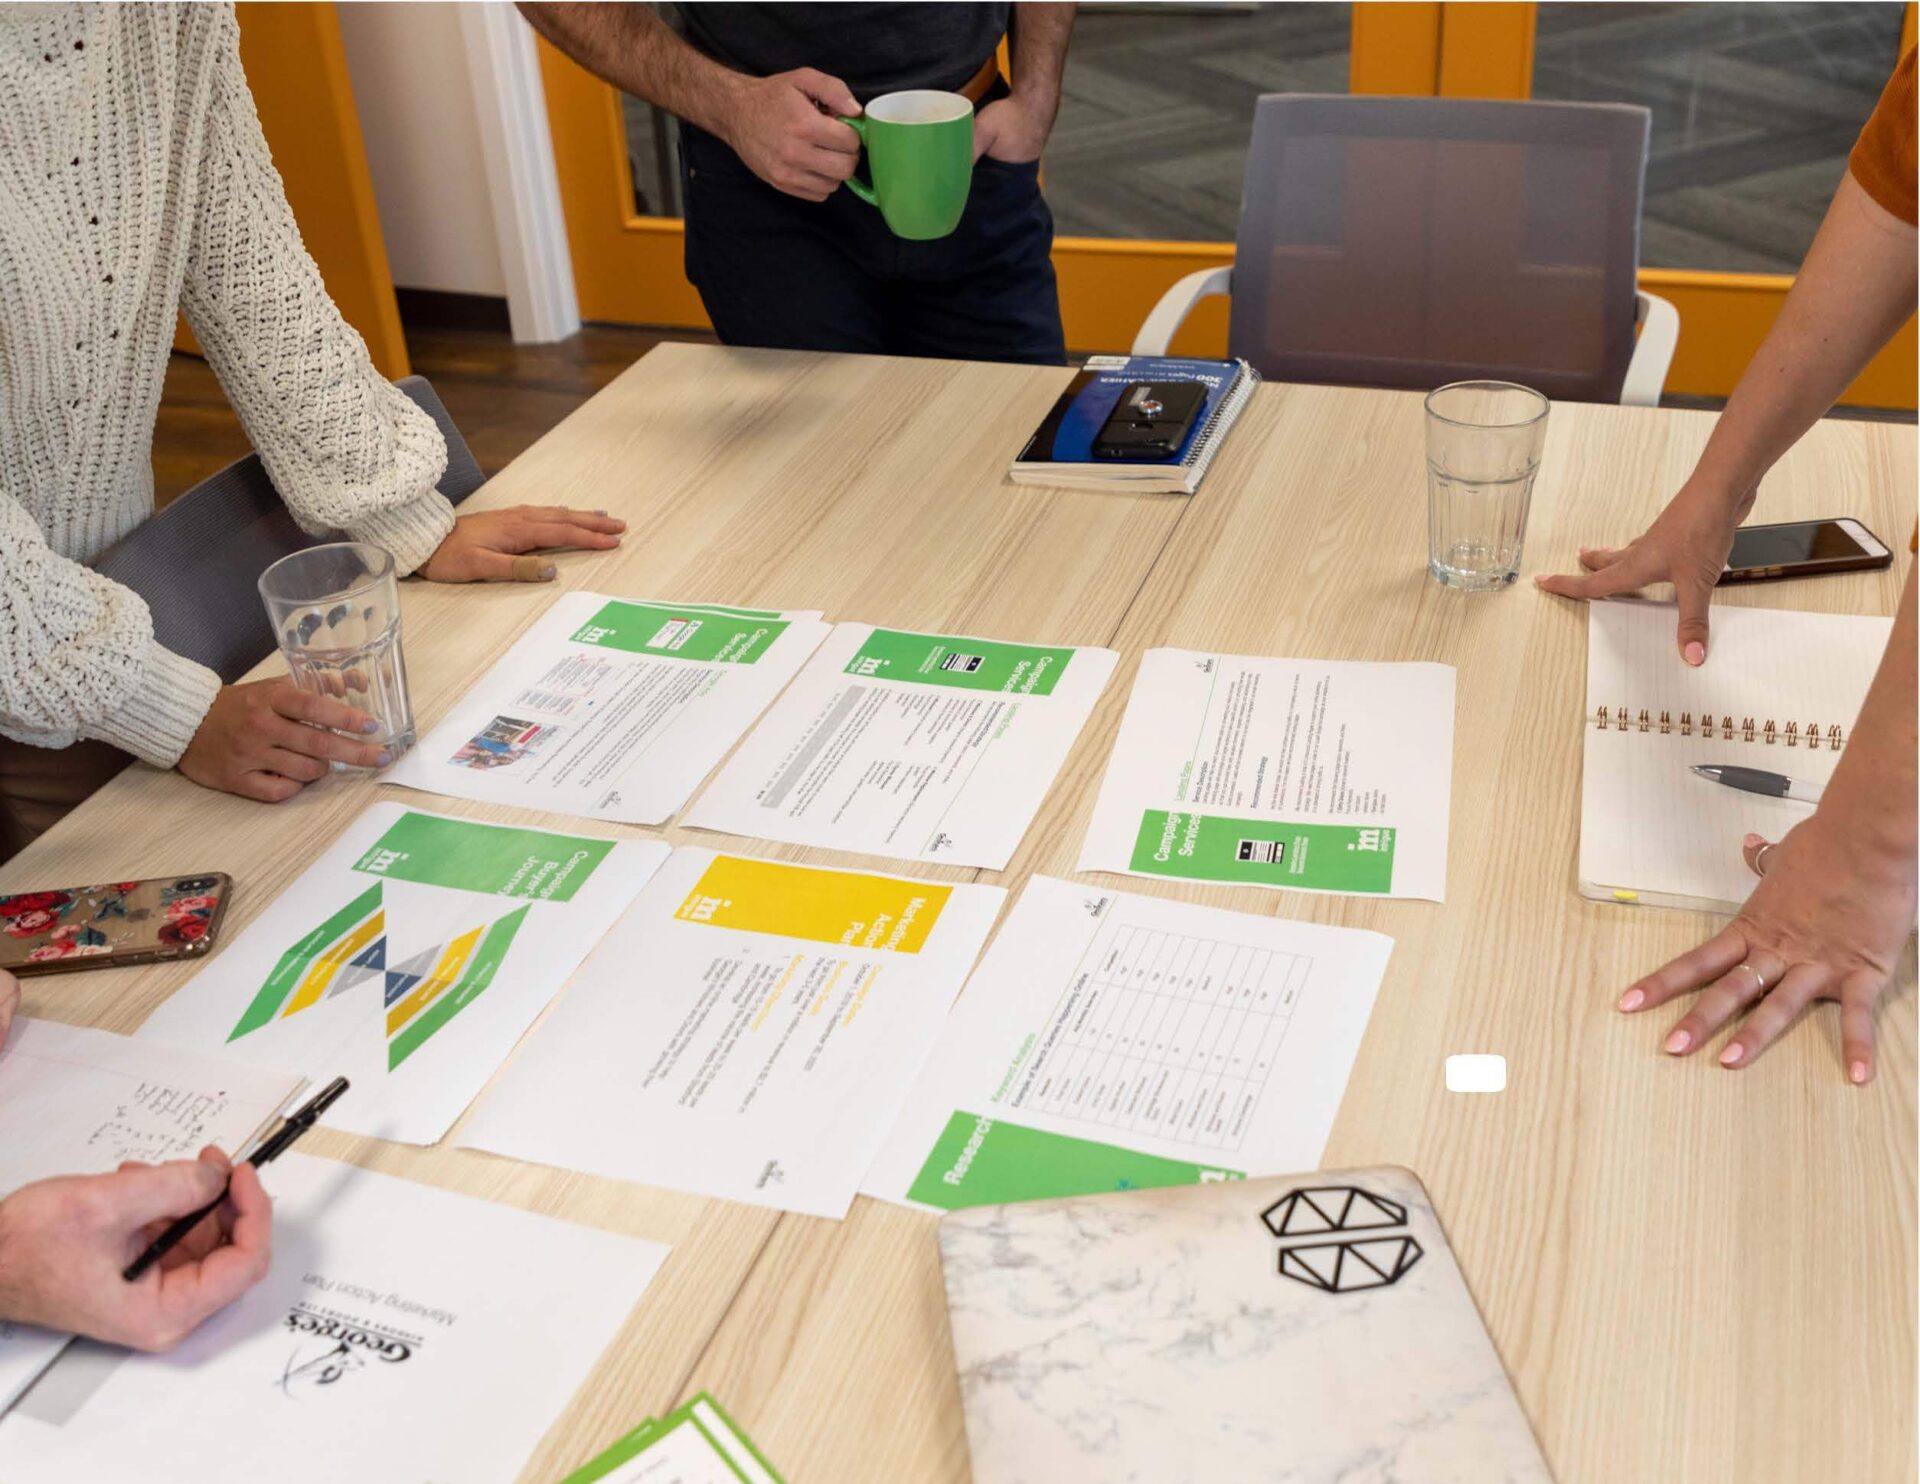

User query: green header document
[561,1394,783,1484]
[386,592,831,825]
[1076,649,1456,901]
[684,624,1117,868]
[138,803,666,1144]
[862,875,1392,1211]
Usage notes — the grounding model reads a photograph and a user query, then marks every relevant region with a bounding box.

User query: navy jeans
[678,119,1066,366]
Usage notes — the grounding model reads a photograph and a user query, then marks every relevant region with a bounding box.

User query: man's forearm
[1006,3,1075,106]
[1693,174,1919,503]
[517,3,743,140]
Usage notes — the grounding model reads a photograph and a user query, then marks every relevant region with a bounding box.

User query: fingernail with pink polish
[1719,1043,1744,1067]
[1850,1061,1869,1084]
[1684,642,1705,666]
[1618,988,1644,1012]
[1664,1029,1692,1055]
[1743,833,1763,849]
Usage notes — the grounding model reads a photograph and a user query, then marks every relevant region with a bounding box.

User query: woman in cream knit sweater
[0,2,622,853]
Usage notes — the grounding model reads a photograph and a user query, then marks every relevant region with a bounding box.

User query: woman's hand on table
[1534,476,1753,665]
[417,506,626,584]
[1616,808,1915,1083]
[0,1145,271,1351]
[179,679,390,803]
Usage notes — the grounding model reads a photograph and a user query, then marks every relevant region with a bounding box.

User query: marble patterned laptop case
[938,1165,1553,1484]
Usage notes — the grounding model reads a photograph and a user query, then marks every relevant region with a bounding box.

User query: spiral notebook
[1580,599,1892,912]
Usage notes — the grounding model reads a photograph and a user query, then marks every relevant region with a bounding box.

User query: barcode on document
[939,654,984,673]
[1236,839,1284,865]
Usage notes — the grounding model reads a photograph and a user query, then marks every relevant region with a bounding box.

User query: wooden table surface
[11,344,1914,1484]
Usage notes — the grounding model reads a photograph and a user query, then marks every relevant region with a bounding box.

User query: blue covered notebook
[1012,354,1260,494]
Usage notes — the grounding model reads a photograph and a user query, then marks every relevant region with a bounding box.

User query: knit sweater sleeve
[179,9,455,576]
[0,491,221,768]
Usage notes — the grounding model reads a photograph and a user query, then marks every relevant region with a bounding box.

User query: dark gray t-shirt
[675,3,1008,99]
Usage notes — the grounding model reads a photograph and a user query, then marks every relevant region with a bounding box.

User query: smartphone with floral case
[0,874,233,976]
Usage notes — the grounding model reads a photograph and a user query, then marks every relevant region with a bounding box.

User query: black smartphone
[1092,381,1209,461]
[0,874,233,976]
[1719,518,1894,583]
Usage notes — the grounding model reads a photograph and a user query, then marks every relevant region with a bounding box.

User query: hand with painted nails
[1616,813,1913,1082]
[418,506,626,584]
[178,679,394,803]
[1533,475,1751,667]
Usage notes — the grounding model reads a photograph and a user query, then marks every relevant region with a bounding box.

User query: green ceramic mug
[841,90,975,240]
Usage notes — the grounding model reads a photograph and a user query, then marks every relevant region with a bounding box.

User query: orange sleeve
[1849,50,1918,226]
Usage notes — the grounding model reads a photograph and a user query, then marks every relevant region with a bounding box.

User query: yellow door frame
[541,3,1916,408]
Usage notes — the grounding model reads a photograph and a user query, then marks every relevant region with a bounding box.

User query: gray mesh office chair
[91,375,485,685]
[1134,95,1678,406]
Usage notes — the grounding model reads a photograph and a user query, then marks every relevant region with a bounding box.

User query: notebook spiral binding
[1593,706,1846,750]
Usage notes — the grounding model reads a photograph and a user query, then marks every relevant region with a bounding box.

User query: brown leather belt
[957,52,1001,104]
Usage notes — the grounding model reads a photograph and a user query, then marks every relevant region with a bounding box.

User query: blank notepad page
[1580,600,1891,910]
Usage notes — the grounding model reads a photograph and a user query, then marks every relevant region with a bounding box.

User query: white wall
[337,2,506,297]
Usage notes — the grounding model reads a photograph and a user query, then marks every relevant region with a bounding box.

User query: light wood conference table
[10,344,1913,1484]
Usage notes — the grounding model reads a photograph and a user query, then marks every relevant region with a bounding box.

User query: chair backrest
[1228,95,1651,403]
[93,376,483,686]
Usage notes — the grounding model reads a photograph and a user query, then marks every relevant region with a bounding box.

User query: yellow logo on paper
[674,856,950,954]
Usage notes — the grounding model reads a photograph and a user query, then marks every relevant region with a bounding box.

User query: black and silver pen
[121,1076,349,1282]
[1691,764,1824,805]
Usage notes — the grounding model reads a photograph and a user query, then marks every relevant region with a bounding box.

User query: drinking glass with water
[258,543,416,765]
[1424,381,1549,591]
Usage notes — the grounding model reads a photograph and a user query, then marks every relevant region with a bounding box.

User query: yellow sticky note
[674,856,950,954]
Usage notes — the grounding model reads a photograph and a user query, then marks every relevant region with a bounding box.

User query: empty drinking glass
[1423,381,1550,591]
[258,543,415,765]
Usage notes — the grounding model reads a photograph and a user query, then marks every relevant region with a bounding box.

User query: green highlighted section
[389,905,529,1069]
[906,1110,1242,1210]
[844,629,1072,696]
[1128,810,1396,894]
[352,811,612,902]
[568,600,788,663]
[229,882,382,1041]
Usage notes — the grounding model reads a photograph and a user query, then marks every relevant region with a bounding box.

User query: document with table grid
[862,875,1393,1211]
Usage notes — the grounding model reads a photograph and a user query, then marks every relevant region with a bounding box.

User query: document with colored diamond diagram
[862,875,1392,1212]
[387,594,830,824]
[459,849,1005,1217]
[0,1153,670,1484]
[138,804,666,1145]
[1077,649,1455,900]
[684,625,1117,868]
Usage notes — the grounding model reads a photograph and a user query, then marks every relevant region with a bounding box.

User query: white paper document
[1077,648,1456,900]
[684,625,1116,868]
[1581,599,1891,911]
[139,803,667,1145]
[0,1152,669,1484]
[460,849,1005,1218]
[0,1019,304,1416]
[863,876,1393,1211]
[387,594,831,825]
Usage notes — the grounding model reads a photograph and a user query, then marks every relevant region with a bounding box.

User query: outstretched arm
[1537,173,1917,663]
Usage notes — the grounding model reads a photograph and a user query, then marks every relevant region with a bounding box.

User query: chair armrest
[1131,266,1234,357]
[1620,290,1679,408]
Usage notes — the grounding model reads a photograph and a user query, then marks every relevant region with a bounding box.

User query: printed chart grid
[1017,923,1311,1150]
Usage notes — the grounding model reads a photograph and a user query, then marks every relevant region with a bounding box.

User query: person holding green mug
[520,2,1075,365]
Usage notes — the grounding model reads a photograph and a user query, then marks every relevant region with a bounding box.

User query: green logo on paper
[1128,810,1396,893]
[350,812,612,902]
[843,629,1072,696]
[569,601,787,664]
